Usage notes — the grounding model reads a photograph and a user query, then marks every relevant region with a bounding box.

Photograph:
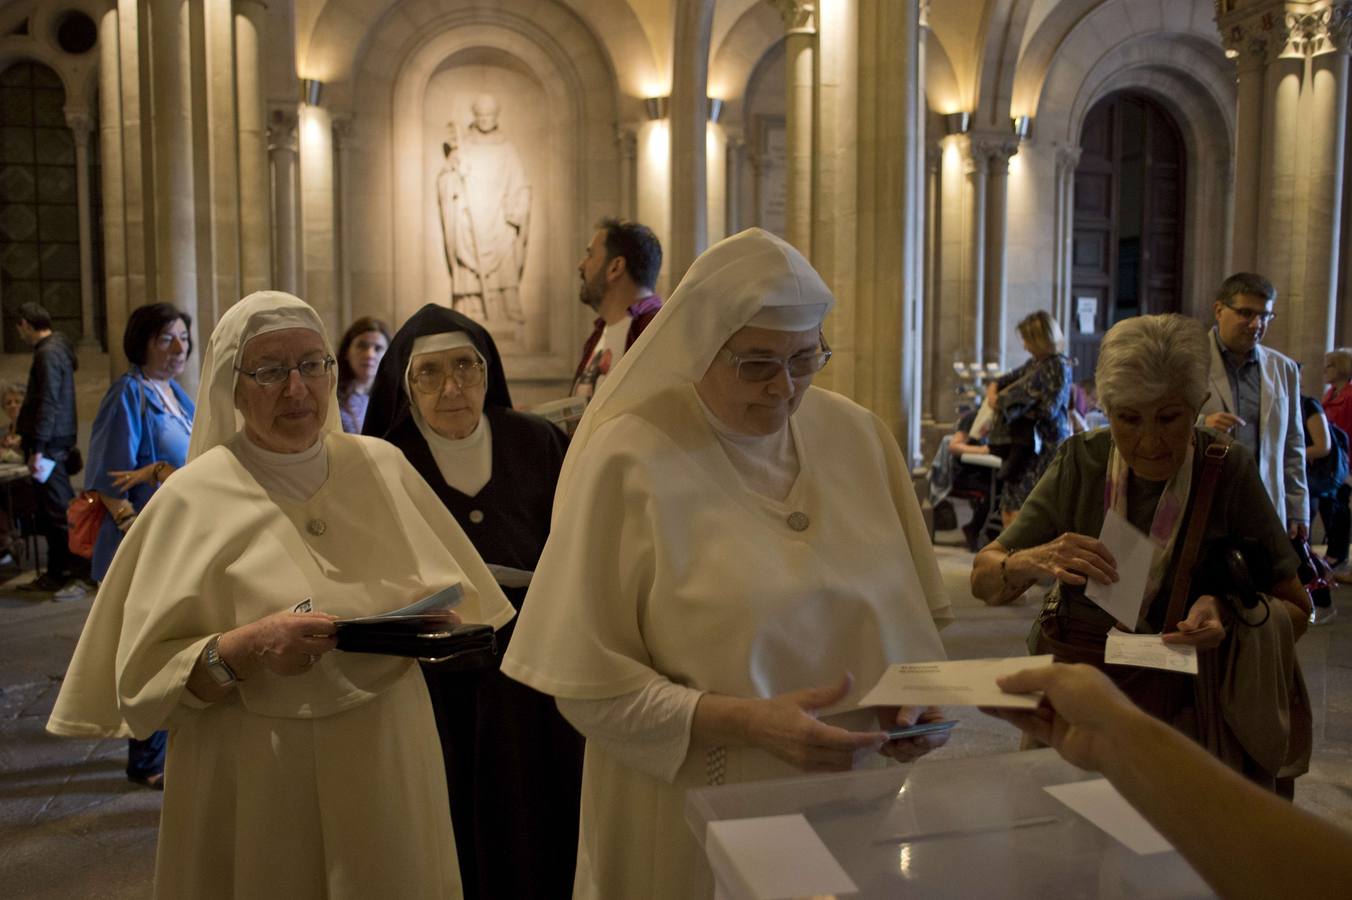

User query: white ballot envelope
[1085,508,1156,626]
[857,656,1053,709]
[705,814,857,898]
[1104,631,1198,675]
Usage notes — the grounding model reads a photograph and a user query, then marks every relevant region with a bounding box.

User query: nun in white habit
[501,229,952,900]
[48,292,514,899]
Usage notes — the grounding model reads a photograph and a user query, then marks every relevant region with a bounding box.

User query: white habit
[48,292,515,899]
[501,230,950,900]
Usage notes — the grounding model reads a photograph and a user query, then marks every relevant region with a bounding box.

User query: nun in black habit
[363,303,582,900]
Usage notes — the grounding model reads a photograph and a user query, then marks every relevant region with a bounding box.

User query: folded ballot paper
[857,656,1053,709]
[334,583,464,626]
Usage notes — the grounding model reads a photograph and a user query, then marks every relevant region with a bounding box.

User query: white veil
[188,291,341,462]
[558,228,835,505]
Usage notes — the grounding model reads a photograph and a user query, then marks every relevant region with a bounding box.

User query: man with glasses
[1199,272,1308,539]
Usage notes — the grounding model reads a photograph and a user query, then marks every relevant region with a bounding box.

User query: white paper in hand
[857,656,1053,709]
[1084,509,1156,626]
[1104,632,1198,674]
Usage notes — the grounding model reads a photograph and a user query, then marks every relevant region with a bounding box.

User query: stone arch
[343,1,620,384]
[0,0,109,112]
[1036,25,1236,317]
[708,0,781,136]
[306,0,656,107]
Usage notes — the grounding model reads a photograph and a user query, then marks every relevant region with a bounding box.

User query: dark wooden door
[1069,93,1185,378]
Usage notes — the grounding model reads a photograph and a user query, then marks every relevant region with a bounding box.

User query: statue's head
[470,95,500,132]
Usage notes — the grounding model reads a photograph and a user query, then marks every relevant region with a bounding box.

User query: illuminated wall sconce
[1011,115,1031,140]
[1225,48,1239,58]
[644,96,670,120]
[943,112,970,136]
[707,98,724,124]
[301,79,324,107]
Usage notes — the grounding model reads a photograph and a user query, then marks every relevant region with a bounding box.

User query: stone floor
[1,535,1350,898]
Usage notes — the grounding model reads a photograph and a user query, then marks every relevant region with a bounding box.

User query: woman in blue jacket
[85,302,196,789]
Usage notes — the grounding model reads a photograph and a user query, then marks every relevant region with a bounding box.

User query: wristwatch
[204,634,238,687]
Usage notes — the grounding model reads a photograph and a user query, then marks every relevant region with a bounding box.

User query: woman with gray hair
[972,314,1311,791]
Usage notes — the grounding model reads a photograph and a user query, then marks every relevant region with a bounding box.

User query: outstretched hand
[743,674,887,772]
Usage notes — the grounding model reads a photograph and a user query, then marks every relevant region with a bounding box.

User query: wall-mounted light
[1225,48,1239,58]
[301,79,324,107]
[943,112,970,136]
[1011,115,1031,140]
[707,98,724,124]
[644,96,670,121]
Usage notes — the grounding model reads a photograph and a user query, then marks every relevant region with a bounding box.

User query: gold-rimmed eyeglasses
[410,360,486,394]
[716,335,832,383]
[235,356,335,387]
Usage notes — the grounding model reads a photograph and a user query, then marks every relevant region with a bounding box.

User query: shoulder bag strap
[1163,437,1231,631]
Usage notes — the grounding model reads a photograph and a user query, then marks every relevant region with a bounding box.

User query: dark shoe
[1310,605,1339,626]
[17,574,66,592]
[128,771,164,791]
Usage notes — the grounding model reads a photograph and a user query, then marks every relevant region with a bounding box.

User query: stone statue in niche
[436,94,532,323]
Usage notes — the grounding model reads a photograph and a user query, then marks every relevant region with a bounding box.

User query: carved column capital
[267,105,298,154]
[767,0,816,35]
[1054,143,1082,176]
[64,109,95,147]
[970,135,1019,176]
[1219,2,1352,61]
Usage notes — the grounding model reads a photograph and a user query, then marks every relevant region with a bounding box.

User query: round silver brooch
[468,509,485,524]
[306,518,327,537]
[787,511,810,532]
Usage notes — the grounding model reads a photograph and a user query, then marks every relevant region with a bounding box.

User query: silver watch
[204,634,238,686]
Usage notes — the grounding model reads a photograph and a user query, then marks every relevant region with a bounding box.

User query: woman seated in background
[987,310,1073,526]
[49,291,514,899]
[363,304,581,900]
[84,302,197,790]
[502,229,953,900]
[971,314,1311,793]
[335,316,389,433]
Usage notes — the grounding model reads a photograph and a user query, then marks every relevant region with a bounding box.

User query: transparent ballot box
[685,748,1212,899]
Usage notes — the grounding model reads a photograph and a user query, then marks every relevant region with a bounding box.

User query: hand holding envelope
[858,656,1054,710]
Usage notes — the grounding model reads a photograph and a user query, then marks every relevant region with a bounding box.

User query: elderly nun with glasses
[362,304,582,900]
[48,292,513,899]
[501,229,953,900]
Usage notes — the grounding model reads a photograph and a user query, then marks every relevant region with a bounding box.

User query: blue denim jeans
[127,730,167,778]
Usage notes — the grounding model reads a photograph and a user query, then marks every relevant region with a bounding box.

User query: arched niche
[346,3,620,387]
[1038,31,1235,320]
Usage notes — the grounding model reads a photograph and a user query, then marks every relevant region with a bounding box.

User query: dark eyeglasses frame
[1221,302,1276,325]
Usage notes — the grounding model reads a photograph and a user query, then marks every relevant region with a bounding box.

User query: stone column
[1053,144,1081,331]
[333,115,355,326]
[235,0,271,297]
[268,105,300,295]
[668,0,715,283]
[923,141,944,419]
[963,139,989,364]
[148,0,198,313]
[66,111,99,349]
[975,136,1019,368]
[770,0,816,257]
[1221,1,1350,391]
[616,127,638,220]
[99,7,130,375]
[725,136,744,234]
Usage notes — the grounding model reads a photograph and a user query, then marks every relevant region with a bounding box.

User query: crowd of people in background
[10,214,1348,898]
